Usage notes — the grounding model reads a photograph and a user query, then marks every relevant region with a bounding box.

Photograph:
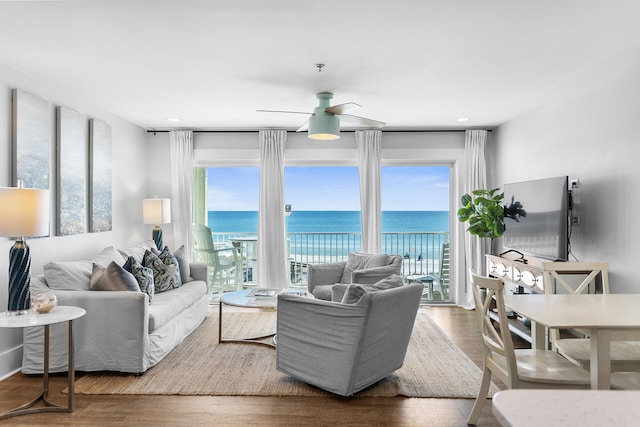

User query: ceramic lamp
[143,198,171,250]
[0,186,50,314]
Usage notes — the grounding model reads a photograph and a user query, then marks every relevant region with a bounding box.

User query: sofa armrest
[189,262,208,283]
[352,264,402,284]
[22,289,150,374]
[307,261,346,292]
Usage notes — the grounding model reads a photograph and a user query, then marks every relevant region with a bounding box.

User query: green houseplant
[457,188,505,239]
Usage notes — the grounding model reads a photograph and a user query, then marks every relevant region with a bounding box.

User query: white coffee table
[0,305,86,420]
[218,288,313,348]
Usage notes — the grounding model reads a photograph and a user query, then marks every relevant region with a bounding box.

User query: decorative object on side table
[0,184,51,314]
[32,291,57,313]
[143,198,171,250]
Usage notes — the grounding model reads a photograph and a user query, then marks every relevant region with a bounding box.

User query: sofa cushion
[173,245,191,282]
[90,262,141,292]
[143,250,179,293]
[148,281,208,332]
[340,253,396,284]
[340,274,405,304]
[118,240,156,264]
[44,246,125,291]
[123,256,155,302]
[159,246,183,287]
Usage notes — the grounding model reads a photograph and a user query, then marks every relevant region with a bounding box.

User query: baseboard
[0,344,23,381]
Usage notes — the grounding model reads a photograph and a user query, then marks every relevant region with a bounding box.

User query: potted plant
[457,188,505,239]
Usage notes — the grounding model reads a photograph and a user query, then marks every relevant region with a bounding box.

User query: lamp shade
[143,198,171,225]
[308,113,340,140]
[0,187,50,238]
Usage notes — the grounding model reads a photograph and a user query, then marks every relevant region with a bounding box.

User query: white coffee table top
[220,288,313,308]
[0,306,86,328]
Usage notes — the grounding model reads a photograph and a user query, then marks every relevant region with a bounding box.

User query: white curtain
[356,129,382,254]
[462,129,490,308]
[257,130,288,289]
[169,130,193,259]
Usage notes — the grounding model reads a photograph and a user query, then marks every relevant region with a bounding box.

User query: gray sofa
[22,241,209,374]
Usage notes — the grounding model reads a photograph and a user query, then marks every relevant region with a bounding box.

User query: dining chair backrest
[470,273,518,388]
[542,261,609,295]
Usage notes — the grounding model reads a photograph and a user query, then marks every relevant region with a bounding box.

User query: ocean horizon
[207,210,450,234]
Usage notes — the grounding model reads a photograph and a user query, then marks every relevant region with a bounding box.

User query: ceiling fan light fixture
[308,113,340,140]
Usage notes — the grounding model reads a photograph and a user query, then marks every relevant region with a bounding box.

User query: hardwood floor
[0,306,509,426]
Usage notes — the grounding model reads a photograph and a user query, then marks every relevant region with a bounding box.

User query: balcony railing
[210,231,450,302]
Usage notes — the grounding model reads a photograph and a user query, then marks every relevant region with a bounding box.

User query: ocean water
[207,210,449,233]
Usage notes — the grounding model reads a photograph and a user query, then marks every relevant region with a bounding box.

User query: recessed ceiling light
[456,117,470,122]
[167,117,181,122]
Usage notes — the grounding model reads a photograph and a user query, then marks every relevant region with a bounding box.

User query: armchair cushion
[340,253,398,283]
[333,274,405,303]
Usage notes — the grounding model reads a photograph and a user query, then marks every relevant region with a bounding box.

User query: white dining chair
[543,261,640,372]
[467,273,590,425]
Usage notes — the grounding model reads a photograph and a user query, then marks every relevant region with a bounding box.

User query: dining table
[503,293,640,389]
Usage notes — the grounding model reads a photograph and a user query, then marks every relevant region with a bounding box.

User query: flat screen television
[502,176,569,261]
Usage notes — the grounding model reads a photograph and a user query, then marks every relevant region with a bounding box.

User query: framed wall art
[12,89,51,190]
[89,118,112,233]
[56,106,87,236]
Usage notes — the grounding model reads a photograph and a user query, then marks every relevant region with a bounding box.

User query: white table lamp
[143,198,171,250]
[0,186,51,314]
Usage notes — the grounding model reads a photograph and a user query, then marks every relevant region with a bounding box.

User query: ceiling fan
[258,92,385,140]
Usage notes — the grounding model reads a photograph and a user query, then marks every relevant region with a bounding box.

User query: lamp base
[152,226,163,251]
[7,240,31,315]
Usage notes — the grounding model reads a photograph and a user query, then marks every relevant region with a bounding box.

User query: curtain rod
[146,129,492,134]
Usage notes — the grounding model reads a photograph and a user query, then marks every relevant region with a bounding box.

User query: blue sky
[207,166,450,211]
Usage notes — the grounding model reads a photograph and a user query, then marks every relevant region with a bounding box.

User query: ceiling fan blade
[339,114,386,128]
[325,102,361,115]
[296,121,309,132]
[256,109,311,115]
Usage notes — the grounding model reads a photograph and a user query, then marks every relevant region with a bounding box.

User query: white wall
[0,63,148,378]
[492,52,640,293]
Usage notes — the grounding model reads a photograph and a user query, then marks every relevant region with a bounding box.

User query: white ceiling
[0,0,638,132]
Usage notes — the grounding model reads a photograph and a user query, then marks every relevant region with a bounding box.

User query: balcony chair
[192,223,242,296]
[543,261,640,372]
[467,273,590,425]
[276,282,424,396]
[306,252,403,300]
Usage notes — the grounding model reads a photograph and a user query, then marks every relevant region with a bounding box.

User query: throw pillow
[90,262,141,292]
[341,284,368,304]
[123,256,155,302]
[90,246,126,268]
[173,245,191,282]
[340,274,405,304]
[143,250,179,293]
[159,246,182,287]
[340,253,394,284]
[118,240,157,263]
[44,260,93,290]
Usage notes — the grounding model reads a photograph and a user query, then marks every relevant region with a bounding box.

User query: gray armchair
[276,283,424,396]
[307,253,403,300]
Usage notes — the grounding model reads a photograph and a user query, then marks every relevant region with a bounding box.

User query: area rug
[72,308,499,398]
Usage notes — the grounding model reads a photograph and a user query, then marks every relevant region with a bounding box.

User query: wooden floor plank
[0,306,502,426]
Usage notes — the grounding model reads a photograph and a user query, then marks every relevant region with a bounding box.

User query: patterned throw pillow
[159,246,182,288]
[90,262,140,292]
[123,256,155,302]
[143,250,179,293]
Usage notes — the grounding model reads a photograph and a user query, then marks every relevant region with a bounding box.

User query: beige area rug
[72,307,499,398]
